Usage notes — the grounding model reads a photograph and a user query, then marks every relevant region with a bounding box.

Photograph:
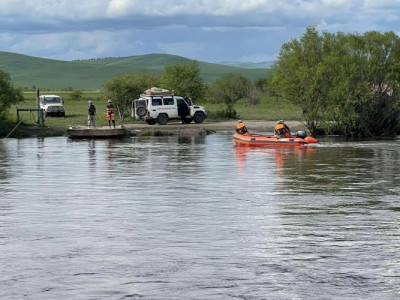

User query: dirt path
[123,120,305,136]
[9,120,305,138]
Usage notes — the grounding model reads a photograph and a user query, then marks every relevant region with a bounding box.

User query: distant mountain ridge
[0,52,271,90]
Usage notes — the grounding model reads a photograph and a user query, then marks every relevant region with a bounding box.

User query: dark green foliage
[207,74,251,118]
[254,77,269,91]
[69,90,83,101]
[103,73,160,121]
[207,107,239,120]
[271,27,400,137]
[160,61,205,100]
[0,70,24,120]
[0,121,16,137]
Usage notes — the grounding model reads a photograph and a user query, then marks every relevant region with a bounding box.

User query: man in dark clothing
[178,99,189,123]
[87,100,96,127]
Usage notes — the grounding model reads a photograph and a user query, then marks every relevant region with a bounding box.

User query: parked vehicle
[39,95,65,117]
[132,88,207,125]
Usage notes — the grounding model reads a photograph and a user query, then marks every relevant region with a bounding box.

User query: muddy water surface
[1,134,400,299]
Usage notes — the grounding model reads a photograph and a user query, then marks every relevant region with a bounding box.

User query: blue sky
[0,0,399,63]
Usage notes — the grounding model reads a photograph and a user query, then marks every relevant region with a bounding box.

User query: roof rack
[141,87,174,97]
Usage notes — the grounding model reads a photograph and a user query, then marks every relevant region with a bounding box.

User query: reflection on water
[1,134,400,299]
[235,140,400,196]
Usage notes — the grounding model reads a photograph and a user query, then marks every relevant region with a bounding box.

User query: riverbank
[124,120,305,136]
[3,120,305,138]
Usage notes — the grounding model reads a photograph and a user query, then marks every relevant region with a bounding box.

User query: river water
[1,133,400,300]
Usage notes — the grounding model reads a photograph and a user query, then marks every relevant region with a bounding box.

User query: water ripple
[0,135,400,299]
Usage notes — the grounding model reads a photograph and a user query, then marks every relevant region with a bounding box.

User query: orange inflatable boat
[233,131,318,146]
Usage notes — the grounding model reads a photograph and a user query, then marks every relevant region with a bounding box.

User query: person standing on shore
[106,99,116,128]
[87,100,96,128]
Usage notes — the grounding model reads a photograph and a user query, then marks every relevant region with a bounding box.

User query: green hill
[0,52,271,90]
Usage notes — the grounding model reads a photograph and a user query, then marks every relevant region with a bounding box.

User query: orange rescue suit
[106,107,115,121]
[236,122,249,135]
[275,123,291,138]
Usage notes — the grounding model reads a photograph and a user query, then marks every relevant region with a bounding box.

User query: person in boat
[274,120,291,138]
[87,100,96,128]
[106,99,116,128]
[236,120,250,135]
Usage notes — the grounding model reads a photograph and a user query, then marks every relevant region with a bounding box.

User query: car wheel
[157,114,169,125]
[136,106,147,117]
[193,112,204,124]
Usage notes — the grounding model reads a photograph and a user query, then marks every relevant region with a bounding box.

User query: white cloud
[2,30,147,60]
[104,0,362,18]
[0,0,110,20]
[106,0,132,17]
[106,0,280,17]
[0,0,396,22]
[0,0,393,31]
[364,0,400,9]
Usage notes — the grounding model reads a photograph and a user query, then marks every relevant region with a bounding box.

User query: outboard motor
[296,130,307,138]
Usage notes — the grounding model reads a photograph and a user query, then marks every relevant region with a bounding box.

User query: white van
[39,95,65,117]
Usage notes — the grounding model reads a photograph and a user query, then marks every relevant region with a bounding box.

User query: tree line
[1,26,399,137]
[270,26,400,137]
[103,62,263,121]
[100,27,400,136]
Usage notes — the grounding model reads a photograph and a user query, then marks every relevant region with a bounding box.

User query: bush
[208,107,238,120]
[69,90,83,101]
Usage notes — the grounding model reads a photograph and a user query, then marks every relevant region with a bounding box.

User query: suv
[132,89,207,125]
[39,94,65,117]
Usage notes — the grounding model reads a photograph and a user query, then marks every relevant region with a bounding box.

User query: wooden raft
[67,125,125,138]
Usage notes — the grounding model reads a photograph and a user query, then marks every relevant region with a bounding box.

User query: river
[1,133,400,299]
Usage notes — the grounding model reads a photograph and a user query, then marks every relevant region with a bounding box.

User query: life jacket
[275,123,290,137]
[106,105,114,116]
[236,122,248,134]
[106,104,115,120]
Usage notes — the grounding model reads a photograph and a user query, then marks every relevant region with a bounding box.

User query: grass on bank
[9,91,302,128]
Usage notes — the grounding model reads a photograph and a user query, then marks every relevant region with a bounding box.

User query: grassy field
[11,91,302,128]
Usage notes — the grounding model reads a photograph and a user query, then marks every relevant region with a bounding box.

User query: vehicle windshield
[44,97,61,104]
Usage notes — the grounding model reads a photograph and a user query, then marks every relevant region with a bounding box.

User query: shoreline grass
[10,91,302,128]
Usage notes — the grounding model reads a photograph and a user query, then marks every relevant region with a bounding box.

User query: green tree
[0,70,24,120]
[271,27,400,136]
[254,77,269,91]
[357,31,400,136]
[69,90,84,101]
[270,26,327,134]
[319,31,400,136]
[207,73,251,118]
[160,61,205,100]
[103,74,160,121]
